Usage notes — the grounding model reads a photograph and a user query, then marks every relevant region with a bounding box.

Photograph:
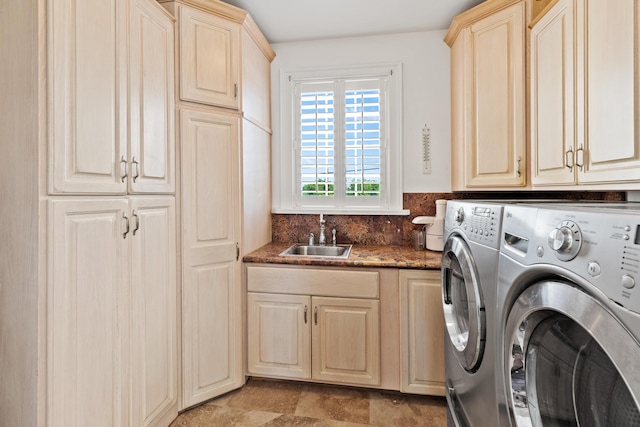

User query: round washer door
[441,234,485,372]
[505,281,640,427]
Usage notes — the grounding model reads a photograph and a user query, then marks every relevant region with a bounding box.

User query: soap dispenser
[412,199,447,251]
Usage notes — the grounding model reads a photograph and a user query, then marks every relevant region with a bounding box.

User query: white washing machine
[496,203,640,426]
[441,200,509,427]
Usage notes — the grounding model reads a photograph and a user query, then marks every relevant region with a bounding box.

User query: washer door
[441,235,485,372]
[505,281,640,426]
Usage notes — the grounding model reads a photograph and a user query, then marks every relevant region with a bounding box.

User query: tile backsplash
[272,191,625,247]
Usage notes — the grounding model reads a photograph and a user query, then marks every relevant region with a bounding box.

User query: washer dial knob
[548,220,582,261]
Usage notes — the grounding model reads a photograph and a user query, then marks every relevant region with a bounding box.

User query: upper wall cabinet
[446,0,527,190]
[178,6,240,109]
[531,0,640,187]
[49,0,175,195]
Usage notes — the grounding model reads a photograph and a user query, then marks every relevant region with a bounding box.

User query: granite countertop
[243,242,442,270]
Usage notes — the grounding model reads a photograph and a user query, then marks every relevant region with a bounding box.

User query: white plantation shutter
[344,79,382,198]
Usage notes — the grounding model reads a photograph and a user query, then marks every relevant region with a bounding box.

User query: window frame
[275,63,406,215]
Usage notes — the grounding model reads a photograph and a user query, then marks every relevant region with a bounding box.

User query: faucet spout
[318,214,326,245]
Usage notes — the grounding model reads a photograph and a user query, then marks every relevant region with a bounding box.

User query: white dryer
[497,203,640,426]
[441,200,508,427]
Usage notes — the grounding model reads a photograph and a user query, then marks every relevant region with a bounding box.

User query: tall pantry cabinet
[1,0,178,426]
[159,0,275,409]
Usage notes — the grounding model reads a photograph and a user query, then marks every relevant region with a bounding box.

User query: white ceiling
[222,0,485,43]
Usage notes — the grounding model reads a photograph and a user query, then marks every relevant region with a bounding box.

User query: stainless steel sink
[279,244,352,258]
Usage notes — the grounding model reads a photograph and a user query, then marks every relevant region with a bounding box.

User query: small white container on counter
[412,199,447,251]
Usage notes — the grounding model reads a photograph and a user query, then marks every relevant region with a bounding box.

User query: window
[276,64,404,214]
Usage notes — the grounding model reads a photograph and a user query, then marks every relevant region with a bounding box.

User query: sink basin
[279,244,352,258]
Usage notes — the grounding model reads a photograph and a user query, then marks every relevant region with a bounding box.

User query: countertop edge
[243,243,442,270]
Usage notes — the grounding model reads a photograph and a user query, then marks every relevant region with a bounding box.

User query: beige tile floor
[171,378,447,426]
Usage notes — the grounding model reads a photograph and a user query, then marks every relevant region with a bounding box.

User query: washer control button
[622,274,636,289]
[624,234,630,241]
[587,261,601,277]
[536,246,544,257]
[625,225,632,232]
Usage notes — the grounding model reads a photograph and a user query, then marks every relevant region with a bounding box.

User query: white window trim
[274,62,407,215]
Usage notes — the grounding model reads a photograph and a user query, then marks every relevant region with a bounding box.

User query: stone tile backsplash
[272,191,625,247]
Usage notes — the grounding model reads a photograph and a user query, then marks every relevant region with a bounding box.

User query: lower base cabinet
[246,265,381,387]
[399,270,445,396]
[245,265,445,396]
[247,293,380,386]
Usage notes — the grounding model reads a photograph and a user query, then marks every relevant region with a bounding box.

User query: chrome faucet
[318,214,326,245]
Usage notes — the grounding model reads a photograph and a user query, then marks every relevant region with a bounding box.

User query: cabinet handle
[120,156,128,183]
[131,157,139,182]
[122,213,130,239]
[565,147,574,171]
[234,83,238,99]
[576,146,585,170]
[314,306,318,325]
[516,156,522,177]
[132,210,140,236]
[304,305,308,324]
[236,243,240,261]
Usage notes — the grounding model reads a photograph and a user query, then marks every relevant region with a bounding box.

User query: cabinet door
[247,293,311,379]
[530,0,576,186]
[464,2,526,188]
[129,0,176,194]
[48,199,129,426]
[130,196,178,427]
[180,108,242,407]
[312,297,380,386]
[577,0,640,183]
[241,29,272,131]
[179,5,240,109]
[49,0,128,194]
[399,270,445,396]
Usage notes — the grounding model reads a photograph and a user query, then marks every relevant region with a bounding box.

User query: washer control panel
[507,205,640,314]
[444,201,503,249]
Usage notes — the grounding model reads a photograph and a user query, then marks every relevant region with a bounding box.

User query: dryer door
[505,281,640,426]
[441,235,485,372]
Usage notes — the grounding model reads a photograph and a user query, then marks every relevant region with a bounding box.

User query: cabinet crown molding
[444,0,524,46]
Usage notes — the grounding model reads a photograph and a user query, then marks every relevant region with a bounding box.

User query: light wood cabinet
[247,293,380,386]
[48,199,130,427]
[399,270,445,396]
[312,297,380,385]
[246,266,382,387]
[3,0,178,425]
[577,0,640,184]
[530,0,575,185]
[446,0,527,190]
[247,293,312,378]
[129,0,176,194]
[48,196,178,427]
[50,0,175,195]
[160,0,275,409]
[179,108,243,407]
[176,4,240,109]
[531,0,640,187]
[130,197,178,427]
